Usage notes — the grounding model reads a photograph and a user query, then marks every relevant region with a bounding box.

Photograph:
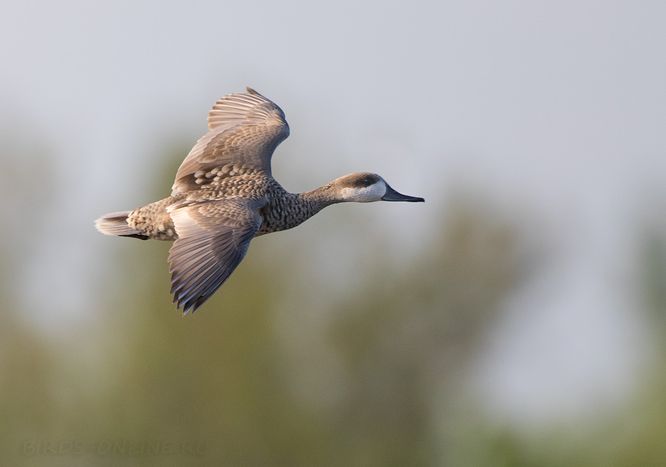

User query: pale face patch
[340,180,387,202]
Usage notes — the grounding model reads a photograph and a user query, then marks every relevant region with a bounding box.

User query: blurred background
[1,0,665,465]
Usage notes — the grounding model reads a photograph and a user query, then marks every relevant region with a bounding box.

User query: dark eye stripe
[349,174,379,188]
[359,176,376,186]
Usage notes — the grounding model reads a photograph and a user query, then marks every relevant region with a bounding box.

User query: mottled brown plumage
[96,87,424,313]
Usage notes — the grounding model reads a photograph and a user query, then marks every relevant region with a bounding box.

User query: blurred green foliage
[2,143,666,467]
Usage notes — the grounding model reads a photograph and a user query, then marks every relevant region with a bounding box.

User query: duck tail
[95,211,148,240]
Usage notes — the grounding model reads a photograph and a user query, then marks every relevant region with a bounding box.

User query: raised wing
[167,198,265,313]
[172,87,289,194]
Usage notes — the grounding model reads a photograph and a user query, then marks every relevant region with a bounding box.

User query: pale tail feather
[95,211,148,240]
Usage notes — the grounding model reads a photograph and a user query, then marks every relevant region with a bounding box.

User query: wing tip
[172,291,202,315]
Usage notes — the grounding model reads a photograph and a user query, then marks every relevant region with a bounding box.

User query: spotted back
[171,87,290,194]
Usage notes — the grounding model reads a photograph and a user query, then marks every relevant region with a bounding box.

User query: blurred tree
[323,199,526,466]
[15,136,666,467]
[84,182,528,466]
[0,131,67,465]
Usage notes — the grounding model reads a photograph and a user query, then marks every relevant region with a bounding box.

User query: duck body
[126,170,336,241]
[96,87,423,313]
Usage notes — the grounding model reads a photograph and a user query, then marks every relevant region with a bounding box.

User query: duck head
[332,172,425,203]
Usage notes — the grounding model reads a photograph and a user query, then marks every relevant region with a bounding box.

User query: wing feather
[171,87,289,194]
[168,198,265,313]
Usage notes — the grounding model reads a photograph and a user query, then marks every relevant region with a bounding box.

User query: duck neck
[259,183,343,235]
[296,184,342,214]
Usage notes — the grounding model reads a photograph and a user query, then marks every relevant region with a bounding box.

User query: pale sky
[1,0,665,426]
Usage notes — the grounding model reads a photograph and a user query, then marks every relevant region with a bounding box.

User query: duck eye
[360,177,374,186]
